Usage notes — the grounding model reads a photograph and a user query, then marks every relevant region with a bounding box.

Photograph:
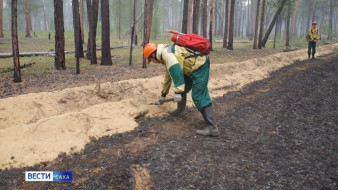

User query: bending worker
[143,43,219,137]
[307,21,320,59]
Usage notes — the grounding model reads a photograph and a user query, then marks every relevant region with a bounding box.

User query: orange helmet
[143,43,157,59]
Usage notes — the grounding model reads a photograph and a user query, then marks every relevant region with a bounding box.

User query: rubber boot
[196,105,220,137]
[169,93,186,117]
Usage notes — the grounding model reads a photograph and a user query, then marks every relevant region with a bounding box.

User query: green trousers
[183,57,212,111]
[308,42,316,57]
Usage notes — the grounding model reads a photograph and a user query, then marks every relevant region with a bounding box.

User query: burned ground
[0,53,337,190]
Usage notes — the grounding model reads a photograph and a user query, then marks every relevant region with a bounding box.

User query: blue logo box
[25,171,73,182]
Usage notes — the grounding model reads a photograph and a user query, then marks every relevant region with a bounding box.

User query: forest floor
[0,50,337,190]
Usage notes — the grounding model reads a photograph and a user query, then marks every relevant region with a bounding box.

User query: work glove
[155,96,165,105]
[173,93,182,102]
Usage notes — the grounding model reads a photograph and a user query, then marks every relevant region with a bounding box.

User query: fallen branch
[212,83,240,91]
[0,46,128,59]
[0,61,35,74]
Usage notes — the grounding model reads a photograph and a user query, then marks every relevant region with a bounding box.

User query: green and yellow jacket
[155,44,207,96]
[307,28,320,42]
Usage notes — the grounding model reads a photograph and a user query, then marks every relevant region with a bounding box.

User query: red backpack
[169,30,210,55]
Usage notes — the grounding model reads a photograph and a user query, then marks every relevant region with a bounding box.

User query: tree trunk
[12,0,21,82]
[0,0,3,38]
[249,0,254,40]
[223,0,229,48]
[182,0,189,34]
[261,0,287,47]
[319,1,327,40]
[192,0,200,34]
[24,0,31,37]
[209,0,214,50]
[187,0,194,33]
[227,0,235,50]
[72,0,81,74]
[54,0,66,70]
[258,0,265,49]
[285,4,291,47]
[118,0,121,40]
[328,0,334,40]
[142,0,154,68]
[202,0,207,37]
[129,0,136,65]
[79,0,84,43]
[101,0,112,65]
[253,0,260,49]
[86,0,99,64]
[290,0,299,38]
[42,0,48,31]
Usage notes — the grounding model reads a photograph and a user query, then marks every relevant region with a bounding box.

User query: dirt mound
[0,43,337,169]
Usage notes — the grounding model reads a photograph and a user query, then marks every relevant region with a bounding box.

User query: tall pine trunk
[192,0,200,34]
[249,0,254,40]
[24,0,31,37]
[79,0,84,43]
[54,0,66,70]
[142,0,154,68]
[0,0,3,38]
[209,0,214,50]
[227,0,235,50]
[72,0,81,74]
[101,0,112,65]
[258,0,265,49]
[261,0,287,47]
[253,0,260,49]
[12,0,21,82]
[290,0,299,38]
[129,0,136,65]
[182,0,189,34]
[328,0,334,40]
[202,0,207,37]
[86,0,99,64]
[187,0,194,33]
[223,0,229,48]
[285,4,291,47]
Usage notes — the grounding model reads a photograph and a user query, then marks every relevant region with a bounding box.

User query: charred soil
[0,54,337,189]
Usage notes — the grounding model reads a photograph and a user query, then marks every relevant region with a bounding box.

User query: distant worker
[306,21,320,59]
[143,43,219,137]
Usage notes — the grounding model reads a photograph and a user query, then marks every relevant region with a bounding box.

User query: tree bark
[101,0,112,65]
[79,0,84,43]
[209,0,215,50]
[12,0,21,82]
[142,0,155,68]
[72,0,81,74]
[202,0,207,37]
[261,0,287,47]
[54,0,66,70]
[192,0,200,34]
[182,0,189,34]
[227,0,235,50]
[86,0,99,64]
[0,0,3,38]
[223,0,229,48]
[42,0,49,31]
[249,0,254,40]
[187,0,194,33]
[24,0,31,37]
[258,0,265,49]
[290,0,299,38]
[253,0,260,49]
[328,0,334,40]
[285,4,291,47]
[129,0,136,65]
[118,0,121,39]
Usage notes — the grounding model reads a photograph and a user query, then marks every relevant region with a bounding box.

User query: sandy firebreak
[0,44,337,169]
